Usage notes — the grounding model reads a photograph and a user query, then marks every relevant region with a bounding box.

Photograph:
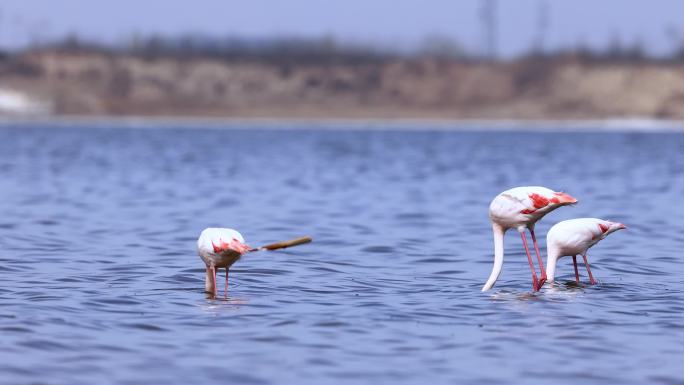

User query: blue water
[0,122,683,385]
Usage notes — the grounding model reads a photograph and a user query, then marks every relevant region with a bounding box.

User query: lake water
[1,121,683,385]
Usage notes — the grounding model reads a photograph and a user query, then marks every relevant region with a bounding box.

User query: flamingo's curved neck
[205,266,216,294]
[482,223,505,291]
[546,246,559,283]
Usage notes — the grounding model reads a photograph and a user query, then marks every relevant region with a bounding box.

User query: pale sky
[1,0,683,57]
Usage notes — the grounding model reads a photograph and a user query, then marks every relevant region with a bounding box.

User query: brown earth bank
[2,50,684,119]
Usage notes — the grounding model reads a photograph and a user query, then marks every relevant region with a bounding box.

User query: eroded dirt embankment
[2,51,684,119]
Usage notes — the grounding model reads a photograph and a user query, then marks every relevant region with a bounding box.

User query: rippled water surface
[1,122,683,385]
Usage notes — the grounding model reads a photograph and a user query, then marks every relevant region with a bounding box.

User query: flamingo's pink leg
[520,232,540,291]
[572,255,580,283]
[224,269,229,297]
[529,229,547,287]
[582,254,597,285]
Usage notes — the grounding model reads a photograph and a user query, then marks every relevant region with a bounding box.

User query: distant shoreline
[5,51,684,123]
[2,114,684,132]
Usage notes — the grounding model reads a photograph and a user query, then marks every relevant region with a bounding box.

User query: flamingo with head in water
[546,218,626,285]
[482,186,578,292]
[197,228,251,296]
[197,228,312,296]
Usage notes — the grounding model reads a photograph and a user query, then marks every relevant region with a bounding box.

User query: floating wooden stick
[248,236,312,252]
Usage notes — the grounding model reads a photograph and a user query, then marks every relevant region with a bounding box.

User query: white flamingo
[483,186,578,292]
[197,229,312,296]
[197,228,251,296]
[546,218,626,285]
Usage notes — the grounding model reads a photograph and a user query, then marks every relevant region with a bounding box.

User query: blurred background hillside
[2,0,684,119]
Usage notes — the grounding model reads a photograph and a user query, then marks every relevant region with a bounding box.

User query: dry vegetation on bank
[2,44,684,119]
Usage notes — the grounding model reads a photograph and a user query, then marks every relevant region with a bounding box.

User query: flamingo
[482,186,578,292]
[546,218,626,285]
[197,228,251,296]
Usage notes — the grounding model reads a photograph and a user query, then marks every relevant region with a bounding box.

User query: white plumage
[483,186,578,292]
[489,186,561,228]
[197,228,251,295]
[546,218,626,285]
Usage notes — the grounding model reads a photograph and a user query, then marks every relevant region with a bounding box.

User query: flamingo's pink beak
[617,223,627,230]
[553,192,578,204]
